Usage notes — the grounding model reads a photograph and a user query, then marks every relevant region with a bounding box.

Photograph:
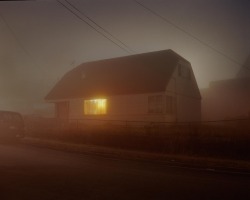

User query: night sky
[0,0,250,113]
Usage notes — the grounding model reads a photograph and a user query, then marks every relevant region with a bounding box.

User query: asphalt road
[0,142,249,200]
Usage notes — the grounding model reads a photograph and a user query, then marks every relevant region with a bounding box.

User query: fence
[24,116,250,159]
[24,116,250,136]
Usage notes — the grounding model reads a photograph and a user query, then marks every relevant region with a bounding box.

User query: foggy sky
[0,0,250,114]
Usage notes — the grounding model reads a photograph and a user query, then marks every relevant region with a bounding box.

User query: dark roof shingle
[46,49,188,100]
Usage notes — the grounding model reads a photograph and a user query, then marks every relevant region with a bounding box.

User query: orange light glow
[84,99,107,115]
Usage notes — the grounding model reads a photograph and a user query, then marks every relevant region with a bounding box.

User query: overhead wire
[0,9,30,57]
[0,8,46,73]
[133,0,247,69]
[57,0,132,54]
[64,0,135,54]
[0,8,48,80]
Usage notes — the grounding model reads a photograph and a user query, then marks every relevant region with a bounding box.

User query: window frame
[148,95,164,114]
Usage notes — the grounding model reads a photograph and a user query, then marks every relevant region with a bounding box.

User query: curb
[21,137,250,174]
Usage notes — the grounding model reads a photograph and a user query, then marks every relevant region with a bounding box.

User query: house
[45,50,201,123]
[201,55,250,120]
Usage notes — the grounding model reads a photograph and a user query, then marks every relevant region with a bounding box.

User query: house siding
[68,92,177,122]
[167,62,201,122]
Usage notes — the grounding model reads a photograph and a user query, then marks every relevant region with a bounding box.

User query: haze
[0,0,250,114]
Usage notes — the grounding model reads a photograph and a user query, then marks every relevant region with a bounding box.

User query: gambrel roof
[45,49,195,100]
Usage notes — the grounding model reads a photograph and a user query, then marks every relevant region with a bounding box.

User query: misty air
[0,0,250,200]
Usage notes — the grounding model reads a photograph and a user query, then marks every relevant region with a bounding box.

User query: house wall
[168,62,201,122]
[68,92,177,122]
[55,101,69,119]
[68,82,201,123]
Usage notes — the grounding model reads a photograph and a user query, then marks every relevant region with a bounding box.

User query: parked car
[0,111,25,140]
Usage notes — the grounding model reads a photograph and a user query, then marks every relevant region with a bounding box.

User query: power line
[0,9,30,57]
[0,8,46,78]
[64,0,135,54]
[57,0,132,54]
[134,0,246,69]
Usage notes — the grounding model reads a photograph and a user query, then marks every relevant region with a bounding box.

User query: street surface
[0,142,249,200]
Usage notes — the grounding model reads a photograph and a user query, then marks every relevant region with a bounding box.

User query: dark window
[178,64,190,79]
[148,95,163,114]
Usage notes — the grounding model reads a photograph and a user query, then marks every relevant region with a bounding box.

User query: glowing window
[84,99,107,115]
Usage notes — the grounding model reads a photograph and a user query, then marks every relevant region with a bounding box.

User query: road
[0,143,249,200]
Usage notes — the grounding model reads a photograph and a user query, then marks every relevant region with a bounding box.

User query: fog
[0,0,250,115]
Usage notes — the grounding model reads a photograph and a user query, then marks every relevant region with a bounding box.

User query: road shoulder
[21,137,250,174]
